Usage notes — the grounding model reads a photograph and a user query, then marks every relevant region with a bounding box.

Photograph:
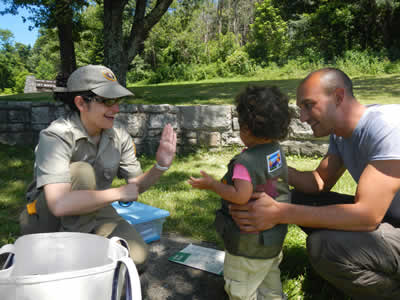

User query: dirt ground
[140,233,228,300]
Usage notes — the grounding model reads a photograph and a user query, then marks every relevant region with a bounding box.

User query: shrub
[384,60,400,74]
[127,56,152,84]
[224,49,255,75]
[13,70,31,93]
[1,88,14,95]
[335,50,387,76]
[208,33,241,63]
[246,0,289,65]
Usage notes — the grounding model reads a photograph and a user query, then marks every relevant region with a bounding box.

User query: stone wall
[0,102,329,156]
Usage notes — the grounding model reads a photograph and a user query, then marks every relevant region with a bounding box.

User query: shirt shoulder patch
[266,150,282,173]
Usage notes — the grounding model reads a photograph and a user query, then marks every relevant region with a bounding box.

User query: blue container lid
[112,202,170,224]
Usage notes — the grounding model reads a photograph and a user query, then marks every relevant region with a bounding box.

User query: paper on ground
[168,244,225,276]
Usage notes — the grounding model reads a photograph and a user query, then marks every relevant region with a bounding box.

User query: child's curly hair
[235,85,291,141]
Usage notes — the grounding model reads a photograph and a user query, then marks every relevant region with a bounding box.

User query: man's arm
[288,153,346,193]
[230,160,400,232]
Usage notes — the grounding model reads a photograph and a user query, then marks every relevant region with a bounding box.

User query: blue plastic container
[112,202,170,243]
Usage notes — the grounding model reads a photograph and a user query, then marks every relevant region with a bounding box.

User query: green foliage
[0,53,14,91]
[34,58,58,80]
[139,5,255,84]
[0,28,35,93]
[208,32,240,62]
[127,55,152,84]
[385,59,400,74]
[28,28,60,80]
[0,29,13,47]
[286,0,400,63]
[308,2,355,60]
[75,4,104,66]
[335,50,388,76]
[2,0,400,91]
[13,70,31,93]
[246,0,289,64]
[224,48,255,75]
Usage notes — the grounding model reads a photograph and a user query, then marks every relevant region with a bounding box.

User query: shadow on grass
[0,144,34,244]
[0,78,302,105]
[130,78,301,105]
[353,74,400,104]
[281,241,349,300]
[2,75,399,107]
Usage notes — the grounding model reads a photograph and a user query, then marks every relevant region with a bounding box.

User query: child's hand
[188,171,215,190]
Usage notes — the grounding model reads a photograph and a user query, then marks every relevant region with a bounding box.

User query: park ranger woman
[20,65,177,272]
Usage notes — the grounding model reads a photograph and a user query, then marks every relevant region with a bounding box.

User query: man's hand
[155,124,177,168]
[188,171,215,190]
[229,192,280,232]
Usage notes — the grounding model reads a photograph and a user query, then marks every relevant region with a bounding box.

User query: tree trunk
[55,0,77,77]
[103,0,173,86]
[217,0,223,35]
[103,0,128,85]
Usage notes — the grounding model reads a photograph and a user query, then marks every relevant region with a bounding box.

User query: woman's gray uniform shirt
[27,112,143,201]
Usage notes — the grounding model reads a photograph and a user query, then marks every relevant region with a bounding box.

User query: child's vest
[215,143,290,259]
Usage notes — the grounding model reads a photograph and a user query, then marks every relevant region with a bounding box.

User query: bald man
[230,68,400,299]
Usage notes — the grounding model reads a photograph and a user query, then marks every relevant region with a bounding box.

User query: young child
[188,85,291,300]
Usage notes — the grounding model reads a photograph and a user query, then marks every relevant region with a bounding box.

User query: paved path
[140,233,228,300]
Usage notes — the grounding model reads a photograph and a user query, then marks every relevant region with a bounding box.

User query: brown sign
[36,80,56,89]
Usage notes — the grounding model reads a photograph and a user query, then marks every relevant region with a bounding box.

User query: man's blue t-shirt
[328,104,400,226]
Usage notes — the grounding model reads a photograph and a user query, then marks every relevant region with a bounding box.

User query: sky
[0,3,39,47]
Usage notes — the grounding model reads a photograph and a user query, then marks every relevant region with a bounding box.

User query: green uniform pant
[19,162,149,271]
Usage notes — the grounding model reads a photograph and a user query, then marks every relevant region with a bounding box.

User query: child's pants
[223,251,285,300]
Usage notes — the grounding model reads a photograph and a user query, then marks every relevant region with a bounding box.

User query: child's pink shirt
[232,163,279,198]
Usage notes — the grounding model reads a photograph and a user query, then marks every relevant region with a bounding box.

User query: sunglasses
[83,95,125,107]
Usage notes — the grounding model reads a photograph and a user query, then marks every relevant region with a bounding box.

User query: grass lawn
[0,143,356,299]
[1,73,399,106]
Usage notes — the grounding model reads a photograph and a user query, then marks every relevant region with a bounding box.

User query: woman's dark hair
[53,72,94,112]
[235,85,291,140]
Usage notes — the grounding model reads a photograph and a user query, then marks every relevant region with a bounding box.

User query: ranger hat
[55,65,134,98]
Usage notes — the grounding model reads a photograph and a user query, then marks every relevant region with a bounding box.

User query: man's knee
[306,230,343,271]
[70,161,96,190]
[306,230,324,265]
[306,229,360,279]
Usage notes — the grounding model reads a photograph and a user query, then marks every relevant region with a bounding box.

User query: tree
[246,0,289,64]
[0,28,32,93]
[0,0,89,77]
[103,0,174,85]
[76,4,104,66]
[285,0,400,61]
[1,0,174,85]
[28,27,60,79]
[0,29,15,91]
